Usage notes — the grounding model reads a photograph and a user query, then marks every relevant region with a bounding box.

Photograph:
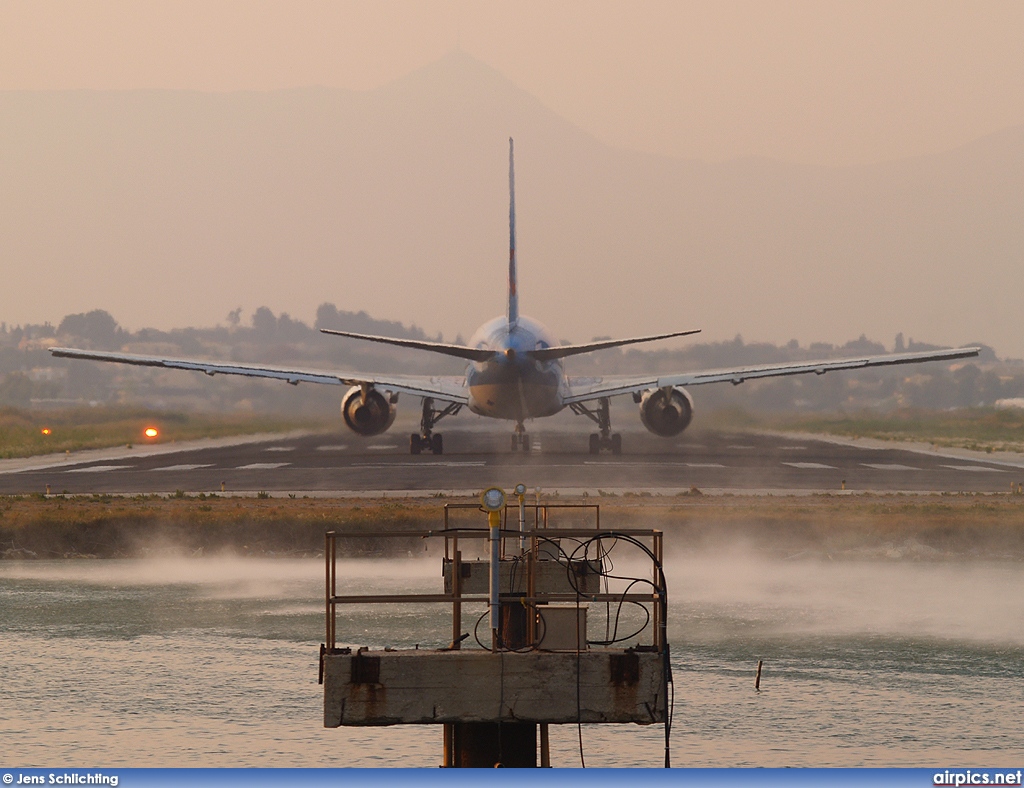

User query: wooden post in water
[755,659,763,691]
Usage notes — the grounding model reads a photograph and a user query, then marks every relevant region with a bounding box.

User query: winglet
[507,137,519,328]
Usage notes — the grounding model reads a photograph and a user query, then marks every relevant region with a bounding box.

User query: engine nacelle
[638,386,694,437]
[341,386,396,436]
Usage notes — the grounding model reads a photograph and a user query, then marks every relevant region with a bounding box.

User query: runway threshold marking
[66,465,135,473]
[861,463,921,471]
[235,462,291,470]
[782,462,837,470]
[151,464,214,472]
[941,464,1006,473]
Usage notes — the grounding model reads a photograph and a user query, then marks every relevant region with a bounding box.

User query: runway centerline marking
[264,447,295,452]
[941,464,1006,473]
[151,464,213,472]
[235,462,291,470]
[727,445,754,450]
[366,445,399,450]
[67,465,135,473]
[861,463,921,471]
[316,445,348,451]
[583,461,714,468]
[782,462,837,470]
[352,462,486,468]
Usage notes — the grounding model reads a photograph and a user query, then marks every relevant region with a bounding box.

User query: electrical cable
[469,527,673,767]
[565,532,673,768]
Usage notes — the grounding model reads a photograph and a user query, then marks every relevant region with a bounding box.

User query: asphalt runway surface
[3,425,1024,496]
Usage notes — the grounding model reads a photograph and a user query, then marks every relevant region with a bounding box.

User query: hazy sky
[3,0,1023,166]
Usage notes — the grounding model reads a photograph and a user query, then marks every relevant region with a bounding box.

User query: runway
[2,425,1023,496]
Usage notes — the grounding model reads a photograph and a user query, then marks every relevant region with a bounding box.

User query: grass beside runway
[709,406,1024,454]
[0,405,330,458]
[3,492,1024,560]
[5,405,1024,458]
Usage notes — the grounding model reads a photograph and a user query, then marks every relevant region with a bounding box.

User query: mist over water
[665,554,1024,646]
[2,553,1022,767]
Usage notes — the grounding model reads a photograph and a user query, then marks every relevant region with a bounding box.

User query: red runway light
[144,427,159,439]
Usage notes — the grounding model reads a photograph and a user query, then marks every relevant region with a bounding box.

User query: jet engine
[638,386,694,437]
[341,386,396,436]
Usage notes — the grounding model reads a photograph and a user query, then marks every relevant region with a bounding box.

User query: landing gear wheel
[610,433,622,455]
[413,397,461,457]
[511,433,519,452]
[522,434,530,453]
[589,434,600,454]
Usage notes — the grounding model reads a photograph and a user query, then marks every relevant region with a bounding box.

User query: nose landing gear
[511,421,531,452]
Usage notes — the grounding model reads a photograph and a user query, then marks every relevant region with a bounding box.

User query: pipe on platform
[489,509,501,651]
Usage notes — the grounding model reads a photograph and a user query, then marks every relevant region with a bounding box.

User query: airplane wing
[48,348,469,404]
[563,346,982,404]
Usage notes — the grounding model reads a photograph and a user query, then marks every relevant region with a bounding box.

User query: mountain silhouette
[1,52,1021,356]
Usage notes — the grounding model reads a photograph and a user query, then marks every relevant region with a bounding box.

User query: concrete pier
[321,505,670,767]
[323,648,666,726]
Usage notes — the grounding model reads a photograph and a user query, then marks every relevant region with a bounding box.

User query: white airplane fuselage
[466,315,565,421]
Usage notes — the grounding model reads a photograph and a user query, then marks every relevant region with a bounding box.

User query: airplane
[51,139,980,456]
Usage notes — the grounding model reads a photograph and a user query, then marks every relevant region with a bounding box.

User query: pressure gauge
[481,487,506,512]
[514,483,526,496]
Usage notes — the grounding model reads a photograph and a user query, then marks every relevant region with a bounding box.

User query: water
[2,554,1023,767]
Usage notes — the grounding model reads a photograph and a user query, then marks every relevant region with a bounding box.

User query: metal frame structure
[323,503,665,655]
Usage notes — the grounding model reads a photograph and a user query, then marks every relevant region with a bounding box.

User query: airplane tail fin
[507,137,519,328]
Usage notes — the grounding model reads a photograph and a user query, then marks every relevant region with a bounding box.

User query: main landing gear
[569,397,622,455]
[510,421,531,452]
[410,397,461,455]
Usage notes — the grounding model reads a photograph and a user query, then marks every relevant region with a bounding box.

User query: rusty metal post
[452,547,462,650]
[325,531,336,650]
[653,531,663,649]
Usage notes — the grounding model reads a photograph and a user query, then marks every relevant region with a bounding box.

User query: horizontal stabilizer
[528,329,701,362]
[319,329,495,362]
